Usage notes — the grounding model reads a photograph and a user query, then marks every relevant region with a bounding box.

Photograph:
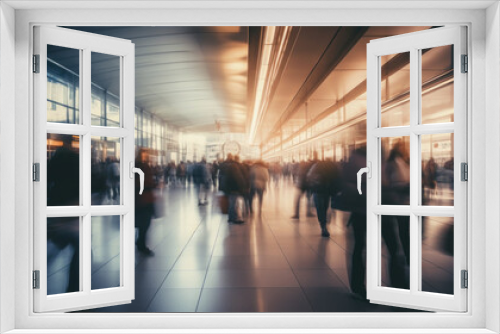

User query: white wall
[485,2,500,333]
[0,2,16,333]
[4,4,498,333]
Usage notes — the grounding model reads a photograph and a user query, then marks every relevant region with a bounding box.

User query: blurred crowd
[46,139,454,301]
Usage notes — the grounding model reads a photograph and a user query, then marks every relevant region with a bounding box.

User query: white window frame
[33,25,136,313]
[365,26,467,312]
[0,1,498,333]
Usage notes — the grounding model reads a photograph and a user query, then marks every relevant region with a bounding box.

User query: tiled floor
[52,178,452,312]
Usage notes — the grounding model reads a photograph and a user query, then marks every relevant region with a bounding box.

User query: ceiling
[63,26,249,133]
[51,25,432,140]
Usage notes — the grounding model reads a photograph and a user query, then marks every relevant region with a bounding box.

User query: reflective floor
[54,178,454,312]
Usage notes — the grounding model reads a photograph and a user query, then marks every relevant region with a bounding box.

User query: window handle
[357,162,371,195]
[130,162,144,195]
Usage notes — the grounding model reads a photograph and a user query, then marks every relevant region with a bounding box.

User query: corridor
[79,179,428,313]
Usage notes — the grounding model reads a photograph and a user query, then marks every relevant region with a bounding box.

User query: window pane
[91,216,121,290]
[380,52,410,127]
[421,133,454,206]
[92,52,121,127]
[381,136,410,205]
[421,45,454,124]
[91,137,121,205]
[381,215,410,290]
[47,134,80,206]
[421,216,453,294]
[47,45,80,124]
[91,86,104,126]
[47,217,80,295]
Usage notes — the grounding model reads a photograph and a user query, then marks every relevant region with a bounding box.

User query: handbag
[218,194,229,214]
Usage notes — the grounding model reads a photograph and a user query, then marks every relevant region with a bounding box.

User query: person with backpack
[306,157,341,237]
[249,160,269,217]
[291,152,318,219]
[218,154,246,224]
[192,157,211,206]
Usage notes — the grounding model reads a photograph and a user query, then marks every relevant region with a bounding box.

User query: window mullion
[82,47,92,295]
[409,48,420,294]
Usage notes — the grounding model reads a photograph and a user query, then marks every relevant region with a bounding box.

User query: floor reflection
[69,179,450,312]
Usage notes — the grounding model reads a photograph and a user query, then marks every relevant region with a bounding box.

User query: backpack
[306,161,340,195]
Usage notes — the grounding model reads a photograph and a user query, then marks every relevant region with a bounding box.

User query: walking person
[339,147,368,300]
[218,153,246,224]
[381,141,411,288]
[177,161,187,187]
[249,160,269,217]
[135,148,156,256]
[292,152,318,219]
[105,157,120,202]
[47,145,80,293]
[193,157,210,206]
[306,158,341,237]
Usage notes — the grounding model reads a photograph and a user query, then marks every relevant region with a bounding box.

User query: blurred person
[106,157,120,202]
[211,160,220,188]
[249,160,269,217]
[219,153,246,224]
[237,157,251,217]
[381,140,410,288]
[47,145,80,293]
[91,158,106,204]
[135,148,156,256]
[186,160,194,184]
[271,162,281,186]
[163,163,170,187]
[306,158,341,237]
[291,153,318,219]
[444,157,454,190]
[423,157,438,204]
[291,160,299,184]
[177,161,187,187]
[167,161,176,186]
[338,147,368,300]
[193,157,211,206]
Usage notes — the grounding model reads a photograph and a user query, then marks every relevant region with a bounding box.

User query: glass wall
[48,58,179,167]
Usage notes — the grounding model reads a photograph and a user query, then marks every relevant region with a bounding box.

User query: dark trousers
[313,193,330,227]
[349,212,366,296]
[294,189,314,217]
[381,215,410,289]
[250,187,264,215]
[135,204,154,249]
[348,212,409,294]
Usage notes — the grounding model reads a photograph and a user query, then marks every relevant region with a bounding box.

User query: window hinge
[461,270,468,289]
[461,162,468,181]
[33,270,40,289]
[461,54,468,73]
[33,163,40,182]
[33,54,40,73]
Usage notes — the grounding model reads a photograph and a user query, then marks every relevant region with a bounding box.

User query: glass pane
[47,217,80,295]
[381,215,410,290]
[421,45,454,124]
[380,52,410,127]
[381,136,410,205]
[91,137,121,205]
[92,216,121,290]
[47,45,80,124]
[91,86,104,126]
[92,52,121,127]
[421,133,454,206]
[421,216,453,294]
[47,134,80,206]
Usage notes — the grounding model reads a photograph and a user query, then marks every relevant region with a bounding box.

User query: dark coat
[306,160,341,195]
[218,160,246,195]
[135,161,156,208]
